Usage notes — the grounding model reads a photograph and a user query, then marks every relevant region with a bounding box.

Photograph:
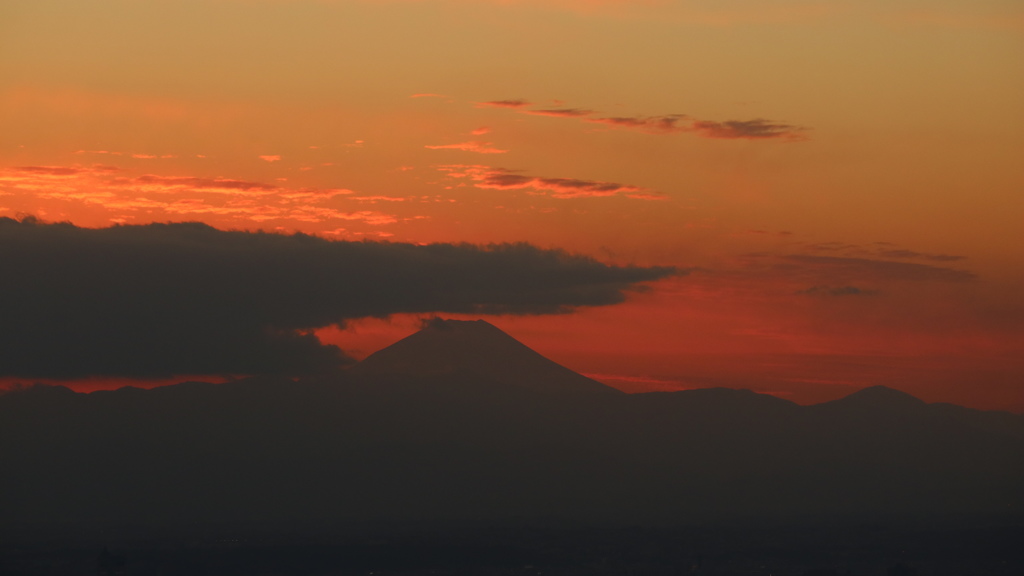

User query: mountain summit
[349,318,620,396]
[817,384,928,414]
[840,384,926,405]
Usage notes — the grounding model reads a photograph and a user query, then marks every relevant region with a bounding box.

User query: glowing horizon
[2,0,1022,411]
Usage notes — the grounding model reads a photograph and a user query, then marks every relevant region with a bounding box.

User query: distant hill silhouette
[1,319,1022,533]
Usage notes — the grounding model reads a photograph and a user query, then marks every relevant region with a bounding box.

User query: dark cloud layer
[477,99,532,108]
[474,98,807,140]
[0,218,674,379]
[690,119,806,140]
[437,165,659,199]
[586,115,688,133]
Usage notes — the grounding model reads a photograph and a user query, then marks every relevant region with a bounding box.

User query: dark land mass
[3,523,1023,576]
[2,319,1022,574]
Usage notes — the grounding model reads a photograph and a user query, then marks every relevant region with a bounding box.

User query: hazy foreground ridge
[2,320,1022,532]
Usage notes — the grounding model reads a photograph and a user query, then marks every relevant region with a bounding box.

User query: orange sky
[2,0,1023,411]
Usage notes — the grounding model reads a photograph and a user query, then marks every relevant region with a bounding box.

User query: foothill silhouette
[1,319,1021,574]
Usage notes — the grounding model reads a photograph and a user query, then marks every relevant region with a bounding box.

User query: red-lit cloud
[278,189,352,201]
[351,195,407,203]
[75,150,178,159]
[7,165,107,177]
[123,175,281,195]
[425,141,509,154]
[75,150,123,156]
[0,165,393,227]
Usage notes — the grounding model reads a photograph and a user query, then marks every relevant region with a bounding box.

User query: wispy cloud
[75,150,123,156]
[8,165,109,177]
[590,114,806,139]
[76,150,178,159]
[875,249,965,262]
[524,108,596,117]
[798,285,877,297]
[476,99,532,109]
[804,241,967,263]
[0,165,393,227]
[783,255,976,283]
[586,115,688,133]
[690,119,807,140]
[481,99,808,140]
[351,195,407,203]
[277,189,352,201]
[425,141,509,154]
[437,165,663,200]
[123,175,281,195]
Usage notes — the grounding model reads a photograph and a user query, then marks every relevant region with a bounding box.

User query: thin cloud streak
[586,115,689,133]
[425,141,509,154]
[478,99,808,140]
[126,175,281,194]
[476,99,532,108]
[524,108,596,118]
[691,119,808,140]
[783,255,977,283]
[438,165,663,200]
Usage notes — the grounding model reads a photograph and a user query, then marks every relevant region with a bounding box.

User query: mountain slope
[349,318,620,397]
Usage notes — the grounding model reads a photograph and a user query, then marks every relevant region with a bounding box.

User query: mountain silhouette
[1,319,1022,534]
[839,383,926,403]
[818,384,927,411]
[350,318,620,397]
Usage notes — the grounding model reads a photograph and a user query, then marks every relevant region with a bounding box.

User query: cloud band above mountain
[0,218,675,379]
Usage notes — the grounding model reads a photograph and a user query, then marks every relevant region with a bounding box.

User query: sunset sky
[2,0,1022,411]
